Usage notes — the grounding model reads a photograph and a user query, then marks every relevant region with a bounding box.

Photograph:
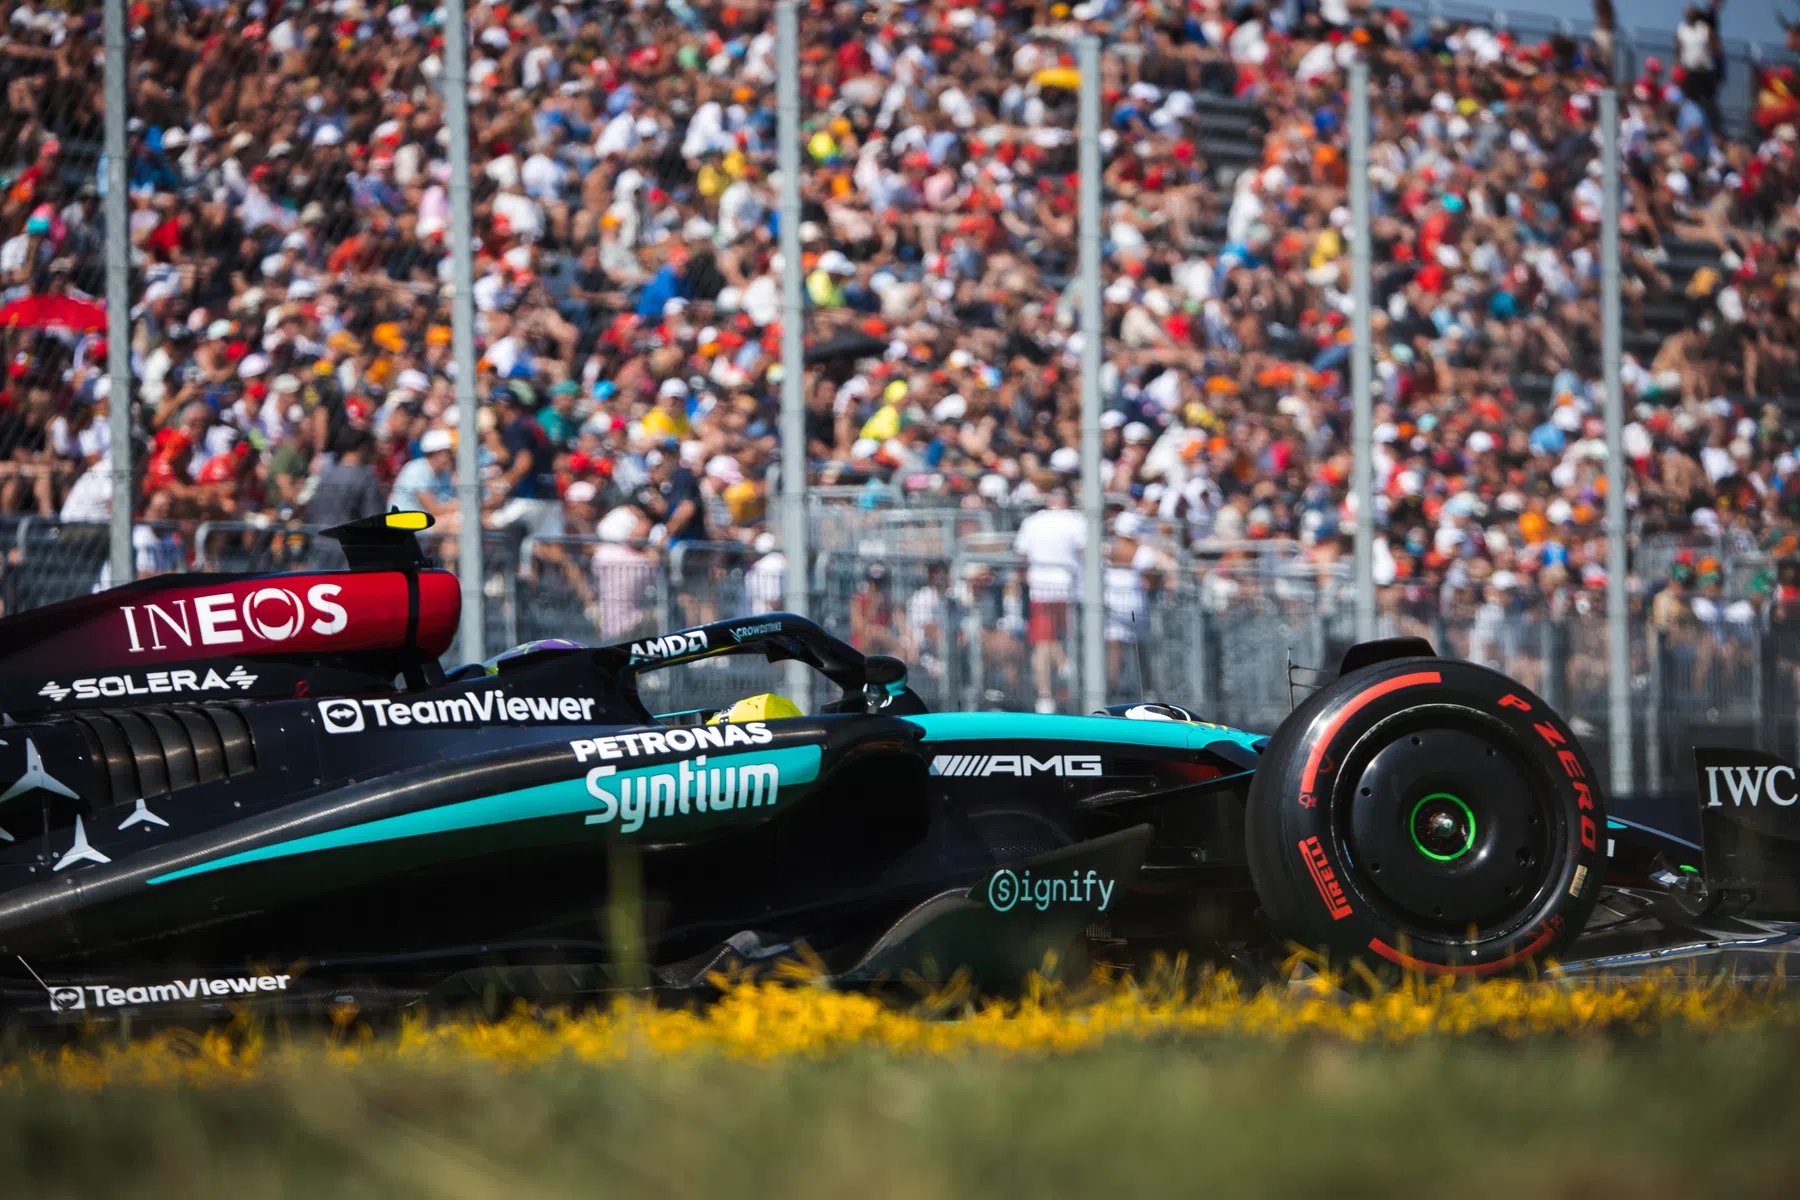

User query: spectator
[561,480,601,540]
[904,561,950,680]
[1650,557,1701,677]
[645,446,708,546]
[132,490,186,577]
[0,0,1791,684]
[561,242,616,345]
[1105,512,1161,691]
[389,428,458,524]
[745,531,786,615]
[1014,487,1087,713]
[849,560,902,657]
[0,382,56,515]
[591,503,657,641]
[89,490,187,592]
[55,378,111,471]
[307,428,385,567]
[1675,4,1725,131]
[0,209,52,293]
[956,560,1028,702]
[488,385,561,566]
[58,453,112,524]
[529,479,602,621]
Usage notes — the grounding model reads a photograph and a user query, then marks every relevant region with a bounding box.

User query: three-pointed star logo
[0,738,78,806]
[54,815,110,872]
[0,737,82,847]
[118,798,169,830]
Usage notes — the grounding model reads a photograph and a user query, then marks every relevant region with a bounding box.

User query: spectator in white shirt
[745,532,786,615]
[1105,512,1162,690]
[904,561,949,681]
[1013,485,1087,712]
[59,456,112,524]
[591,504,657,641]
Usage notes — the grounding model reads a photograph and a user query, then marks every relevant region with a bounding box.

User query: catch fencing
[7,515,1797,801]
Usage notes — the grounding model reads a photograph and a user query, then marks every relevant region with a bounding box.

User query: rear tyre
[1245,656,1605,976]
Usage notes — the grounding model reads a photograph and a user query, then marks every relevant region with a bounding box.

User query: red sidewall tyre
[1245,657,1606,976]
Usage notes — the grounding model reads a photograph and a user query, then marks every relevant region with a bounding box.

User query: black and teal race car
[0,514,1790,1023]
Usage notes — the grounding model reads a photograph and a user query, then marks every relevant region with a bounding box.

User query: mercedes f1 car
[0,513,1794,1024]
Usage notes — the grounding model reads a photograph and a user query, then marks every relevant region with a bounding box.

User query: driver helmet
[709,693,803,723]
[1117,702,1208,724]
[446,638,585,681]
[478,638,585,676]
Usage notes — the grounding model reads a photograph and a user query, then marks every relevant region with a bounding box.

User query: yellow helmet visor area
[708,693,803,724]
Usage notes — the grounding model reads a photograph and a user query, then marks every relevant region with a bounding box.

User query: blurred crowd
[3,0,1800,689]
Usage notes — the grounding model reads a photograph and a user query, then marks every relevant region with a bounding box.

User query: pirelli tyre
[1245,656,1606,976]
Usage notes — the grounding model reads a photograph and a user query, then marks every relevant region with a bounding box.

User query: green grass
[9,1033,1800,1199]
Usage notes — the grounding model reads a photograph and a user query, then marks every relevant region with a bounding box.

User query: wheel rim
[1331,707,1565,944]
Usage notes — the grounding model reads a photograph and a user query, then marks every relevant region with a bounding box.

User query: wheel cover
[1331,706,1566,945]
[1409,793,1476,862]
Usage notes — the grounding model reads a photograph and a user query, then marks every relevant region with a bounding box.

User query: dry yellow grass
[9,956,1798,1091]
[8,963,1800,1199]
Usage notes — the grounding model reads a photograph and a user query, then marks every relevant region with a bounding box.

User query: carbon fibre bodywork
[0,525,1275,1020]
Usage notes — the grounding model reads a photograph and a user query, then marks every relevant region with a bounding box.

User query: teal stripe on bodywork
[147,745,822,886]
[901,712,1266,754]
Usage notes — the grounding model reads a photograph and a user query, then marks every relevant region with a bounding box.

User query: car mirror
[863,655,907,714]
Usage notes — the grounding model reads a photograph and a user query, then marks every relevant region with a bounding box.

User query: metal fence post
[103,0,132,585]
[776,2,811,712]
[446,0,485,665]
[967,606,987,710]
[652,554,673,646]
[1078,35,1106,717]
[1753,621,1767,746]
[1065,595,1085,712]
[1645,628,1663,799]
[1762,617,1782,755]
[501,546,520,654]
[1600,88,1633,799]
[1191,602,1213,716]
[1349,60,1375,644]
[943,580,963,713]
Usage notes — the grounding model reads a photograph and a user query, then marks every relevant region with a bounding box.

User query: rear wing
[0,512,456,718]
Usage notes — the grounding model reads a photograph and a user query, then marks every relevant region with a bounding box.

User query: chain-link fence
[10,512,1800,804]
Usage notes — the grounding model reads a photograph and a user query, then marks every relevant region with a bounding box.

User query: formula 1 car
[0,513,1792,1024]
